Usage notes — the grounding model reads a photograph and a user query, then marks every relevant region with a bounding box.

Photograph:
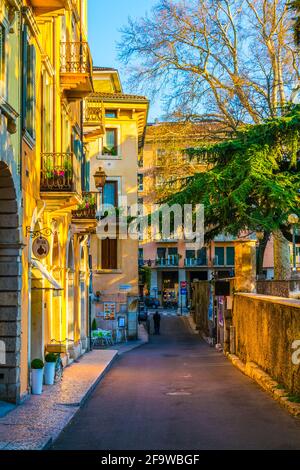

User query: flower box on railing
[40,152,74,192]
[72,207,96,219]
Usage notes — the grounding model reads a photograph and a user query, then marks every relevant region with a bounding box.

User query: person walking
[153,310,161,335]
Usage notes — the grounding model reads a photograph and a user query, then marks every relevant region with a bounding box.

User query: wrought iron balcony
[184,258,208,267]
[40,152,75,192]
[60,42,93,100]
[83,98,105,142]
[84,98,104,125]
[156,256,179,267]
[72,192,97,220]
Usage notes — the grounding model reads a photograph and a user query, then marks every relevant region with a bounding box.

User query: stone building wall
[233,293,300,395]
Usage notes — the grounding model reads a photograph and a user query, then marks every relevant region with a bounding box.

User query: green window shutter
[226,247,235,266]
[85,160,90,191]
[197,247,207,264]
[215,247,225,266]
[22,26,28,131]
[30,44,36,139]
[0,25,4,92]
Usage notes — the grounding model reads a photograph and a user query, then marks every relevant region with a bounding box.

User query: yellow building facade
[85,68,149,339]
[0,0,23,403]
[0,0,94,403]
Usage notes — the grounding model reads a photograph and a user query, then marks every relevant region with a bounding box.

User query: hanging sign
[32,237,50,260]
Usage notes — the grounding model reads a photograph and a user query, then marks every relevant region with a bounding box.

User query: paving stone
[0,349,118,450]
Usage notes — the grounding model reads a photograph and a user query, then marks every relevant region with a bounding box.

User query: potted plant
[31,359,44,395]
[92,318,98,331]
[44,353,57,385]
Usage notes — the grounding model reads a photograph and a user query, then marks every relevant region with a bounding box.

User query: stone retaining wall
[256,280,300,298]
[233,293,300,395]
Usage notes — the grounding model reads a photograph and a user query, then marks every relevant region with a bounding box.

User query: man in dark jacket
[153,310,161,335]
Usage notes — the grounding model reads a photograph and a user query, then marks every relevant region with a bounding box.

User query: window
[0,24,5,98]
[197,247,207,265]
[138,174,144,192]
[186,250,195,259]
[138,197,143,206]
[101,238,118,270]
[103,181,118,207]
[226,247,235,266]
[215,247,225,266]
[157,247,166,259]
[42,73,52,152]
[22,26,36,140]
[103,128,117,155]
[105,110,117,118]
[138,248,144,259]
[168,247,178,256]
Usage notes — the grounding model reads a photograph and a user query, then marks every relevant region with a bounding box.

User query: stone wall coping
[235,292,300,309]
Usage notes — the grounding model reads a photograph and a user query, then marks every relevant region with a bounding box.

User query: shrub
[92,318,97,331]
[45,353,57,363]
[31,359,44,369]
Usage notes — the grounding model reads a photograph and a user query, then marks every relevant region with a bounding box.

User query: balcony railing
[40,152,75,192]
[184,258,207,267]
[156,256,179,267]
[60,42,92,74]
[212,257,235,267]
[84,98,104,125]
[72,192,97,220]
[60,42,93,99]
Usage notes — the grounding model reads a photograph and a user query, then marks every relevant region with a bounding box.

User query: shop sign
[103,302,116,320]
[32,237,50,259]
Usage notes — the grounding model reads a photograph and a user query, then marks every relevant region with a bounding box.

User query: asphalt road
[53,316,300,450]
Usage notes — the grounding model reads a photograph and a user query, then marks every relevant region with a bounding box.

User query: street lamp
[288,213,299,273]
[93,167,107,217]
[93,166,107,190]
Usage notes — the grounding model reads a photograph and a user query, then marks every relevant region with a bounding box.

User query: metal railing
[184,258,207,267]
[84,98,104,125]
[156,256,179,267]
[60,41,92,75]
[72,192,97,219]
[40,152,75,192]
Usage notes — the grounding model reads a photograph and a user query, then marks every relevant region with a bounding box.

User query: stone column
[234,239,256,293]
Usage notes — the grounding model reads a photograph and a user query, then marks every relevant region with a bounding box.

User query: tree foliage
[290,0,300,45]
[166,106,300,241]
[119,0,299,130]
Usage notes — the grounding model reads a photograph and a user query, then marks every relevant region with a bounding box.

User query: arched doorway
[67,239,75,342]
[51,231,62,342]
[30,222,45,362]
[0,162,21,403]
[80,245,88,352]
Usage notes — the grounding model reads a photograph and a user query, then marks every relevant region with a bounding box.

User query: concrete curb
[43,351,119,450]
[227,353,300,418]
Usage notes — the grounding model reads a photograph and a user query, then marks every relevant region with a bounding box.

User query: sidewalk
[0,325,149,450]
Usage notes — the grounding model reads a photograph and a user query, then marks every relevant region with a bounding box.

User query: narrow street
[53,316,300,450]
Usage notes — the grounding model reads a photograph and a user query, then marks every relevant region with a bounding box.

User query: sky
[88,0,162,121]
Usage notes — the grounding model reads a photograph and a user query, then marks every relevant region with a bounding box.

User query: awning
[31,259,63,290]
